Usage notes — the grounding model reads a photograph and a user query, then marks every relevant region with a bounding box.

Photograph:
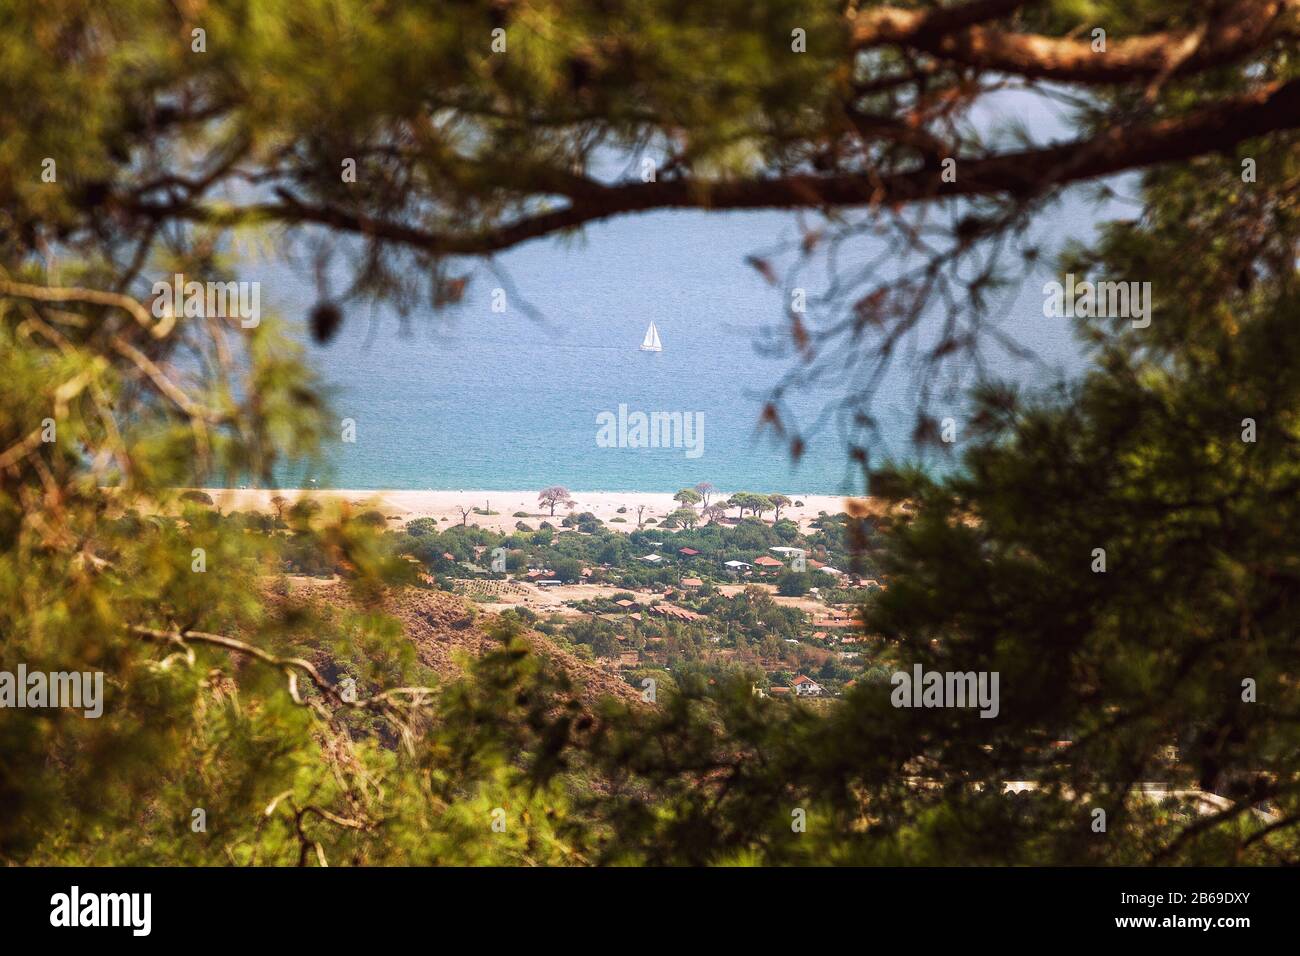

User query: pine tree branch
[133,77,1300,256]
[852,0,1300,85]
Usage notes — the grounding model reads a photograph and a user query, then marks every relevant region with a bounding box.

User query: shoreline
[196,488,868,534]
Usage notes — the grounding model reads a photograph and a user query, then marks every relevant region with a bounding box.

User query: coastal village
[378,486,892,700]
[214,484,1271,824]
[196,484,891,699]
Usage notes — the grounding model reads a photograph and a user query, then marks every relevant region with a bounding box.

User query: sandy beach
[197,488,860,533]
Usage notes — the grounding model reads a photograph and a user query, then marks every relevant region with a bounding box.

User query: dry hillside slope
[284,579,643,706]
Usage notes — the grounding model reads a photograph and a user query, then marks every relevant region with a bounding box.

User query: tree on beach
[538,486,571,517]
[694,483,715,510]
[666,507,699,531]
[729,493,774,520]
[673,488,702,510]
[702,504,728,525]
[768,494,792,523]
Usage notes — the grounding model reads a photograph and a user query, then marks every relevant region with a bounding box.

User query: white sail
[640,321,662,351]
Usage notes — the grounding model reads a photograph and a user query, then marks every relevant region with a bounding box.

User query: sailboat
[639,320,663,352]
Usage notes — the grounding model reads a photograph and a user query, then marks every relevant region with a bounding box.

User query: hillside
[282,578,643,706]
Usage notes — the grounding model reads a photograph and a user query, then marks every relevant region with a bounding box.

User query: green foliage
[551,557,583,583]
[776,570,813,597]
[2,0,1298,868]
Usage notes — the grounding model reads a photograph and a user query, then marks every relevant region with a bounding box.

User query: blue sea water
[256,199,1089,495]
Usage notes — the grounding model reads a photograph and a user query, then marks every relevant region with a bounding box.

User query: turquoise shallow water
[257,205,1086,494]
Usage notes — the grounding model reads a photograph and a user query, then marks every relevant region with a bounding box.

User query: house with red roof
[791,675,824,697]
[649,604,705,622]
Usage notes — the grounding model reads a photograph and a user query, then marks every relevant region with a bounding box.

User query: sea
[249,197,1095,496]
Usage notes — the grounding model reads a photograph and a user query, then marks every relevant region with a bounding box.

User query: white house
[791,675,823,697]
